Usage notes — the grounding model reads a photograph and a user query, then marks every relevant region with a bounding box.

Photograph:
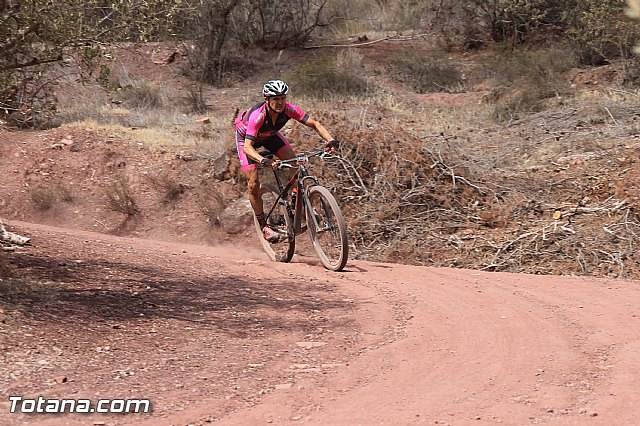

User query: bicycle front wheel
[305,185,349,271]
[253,183,295,263]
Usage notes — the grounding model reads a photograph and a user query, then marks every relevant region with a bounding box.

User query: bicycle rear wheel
[305,185,348,271]
[253,183,295,263]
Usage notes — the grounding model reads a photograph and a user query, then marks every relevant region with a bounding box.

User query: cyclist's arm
[304,117,334,143]
[242,138,268,163]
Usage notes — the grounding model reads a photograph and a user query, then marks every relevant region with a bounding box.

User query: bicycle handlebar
[276,149,323,169]
[261,148,336,170]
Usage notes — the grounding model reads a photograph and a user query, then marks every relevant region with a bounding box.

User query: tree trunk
[202,0,241,84]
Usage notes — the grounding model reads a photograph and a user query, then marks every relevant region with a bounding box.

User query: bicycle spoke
[306,186,348,271]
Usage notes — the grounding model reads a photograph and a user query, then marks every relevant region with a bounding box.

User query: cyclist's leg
[262,133,295,186]
[260,133,297,190]
[246,168,283,242]
[236,130,265,225]
[245,168,263,219]
[273,132,295,162]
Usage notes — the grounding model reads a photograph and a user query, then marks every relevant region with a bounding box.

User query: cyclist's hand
[325,139,340,152]
[261,157,280,169]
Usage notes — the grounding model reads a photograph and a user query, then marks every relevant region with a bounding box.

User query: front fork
[297,179,323,234]
[275,169,319,235]
[292,183,304,234]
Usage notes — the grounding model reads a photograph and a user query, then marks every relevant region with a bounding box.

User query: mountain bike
[253,149,349,272]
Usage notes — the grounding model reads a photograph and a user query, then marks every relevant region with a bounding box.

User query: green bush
[565,0,640,65]
[422,0,637,64]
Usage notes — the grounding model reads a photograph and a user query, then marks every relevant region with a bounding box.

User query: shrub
[422,0,638,64]
[31,186,57,211]
[475,47,576,121]
[0,68,58,129]
[388,49,466,93]
[230,0,328,49]
[182,85,208,114]
[285,50,373,99]
[105,175,140,215]
[147,172,187,203]
[421,1,575,50]
[196,187,224,226]
[566,0,640,65]
[118,82,169,109]
[56,183,75,203]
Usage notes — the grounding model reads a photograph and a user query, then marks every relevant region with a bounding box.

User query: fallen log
[0,219,30,246]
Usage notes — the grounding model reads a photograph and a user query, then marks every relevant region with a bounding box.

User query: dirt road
[1,221,639,425]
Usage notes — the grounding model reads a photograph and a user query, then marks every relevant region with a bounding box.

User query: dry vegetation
[287,97,640,277]
[4,1,640,279]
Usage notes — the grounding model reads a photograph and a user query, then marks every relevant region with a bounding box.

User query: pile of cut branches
[290,109,640,278]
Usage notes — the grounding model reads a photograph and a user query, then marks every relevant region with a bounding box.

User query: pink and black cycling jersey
[234,102,309,143]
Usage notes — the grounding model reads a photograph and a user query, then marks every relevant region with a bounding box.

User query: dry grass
[181,85,208,114]
[472,47,576,122]
[64,117,229,153]
[388,48,466,93]
[196,186,225,226]
[105,175,140,216]
[285,50,374,100]
[117,82,171,109]
[147,172,187,203]
[327,0,427,35]
[30,186,58,211]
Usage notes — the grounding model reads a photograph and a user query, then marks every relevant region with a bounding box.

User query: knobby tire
[305,185,349,271]
[253,183,295,263]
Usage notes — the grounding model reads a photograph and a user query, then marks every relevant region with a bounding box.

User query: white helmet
[263,80,289,97]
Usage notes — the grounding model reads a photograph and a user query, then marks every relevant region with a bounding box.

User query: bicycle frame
[263,151,325,238]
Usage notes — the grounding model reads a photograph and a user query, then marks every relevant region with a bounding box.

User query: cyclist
[234,79,340,242]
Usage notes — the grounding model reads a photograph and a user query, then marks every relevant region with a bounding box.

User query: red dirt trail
[1,221,639,426]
